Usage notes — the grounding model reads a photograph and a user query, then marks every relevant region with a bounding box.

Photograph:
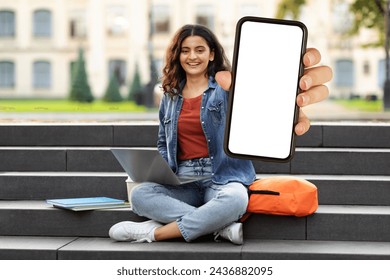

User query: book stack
[46,197,130,211]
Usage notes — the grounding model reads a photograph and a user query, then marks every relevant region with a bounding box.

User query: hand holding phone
[224,16,308,162]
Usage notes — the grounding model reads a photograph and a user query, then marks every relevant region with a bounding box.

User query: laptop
[111,148,212,186]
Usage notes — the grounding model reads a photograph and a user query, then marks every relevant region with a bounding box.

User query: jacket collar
[179,76,217,96]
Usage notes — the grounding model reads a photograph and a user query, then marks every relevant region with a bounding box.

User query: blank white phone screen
[228,20,305,160]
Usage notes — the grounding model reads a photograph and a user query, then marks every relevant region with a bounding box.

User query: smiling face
[179,35,215,78]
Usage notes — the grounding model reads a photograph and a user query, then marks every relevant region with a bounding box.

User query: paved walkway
[303,100,390,122]
[0,100,389,123]
[0,111,159,123]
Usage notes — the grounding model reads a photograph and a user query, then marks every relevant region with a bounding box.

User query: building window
[69,10,86,38]
[196,5,214,30]
[108,60,126,86]
[378,59,386,88]
[363,61,370,75]
[152,5,170,34]
[33,10,52,37]
[335,59,354,87]
[106,6,128,36]
[0,61,15,87]
[0,10,15,37]
[33,61,51,88]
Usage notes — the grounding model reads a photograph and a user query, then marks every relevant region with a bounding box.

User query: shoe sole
[109,220,159,241]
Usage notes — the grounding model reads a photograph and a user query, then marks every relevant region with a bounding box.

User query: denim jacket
[157,76,256,186]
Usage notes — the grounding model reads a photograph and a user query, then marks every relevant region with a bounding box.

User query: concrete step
[280,174,390,206]
[0,200,138,238]
[0,236,76,260]
[307,205,390,242]
[0,123,159,147]
[255,148,390,175]
[0,147,388,175]
[58,238,390,260]
[1,236,389,260]
[319,122,390,148]
[245,205,390,242]
[1,201,389,242]
[0,122,388,260]
[241,239,390,260]
[0,172,128,200]
[1,122,389,148]
[1,173,389,206]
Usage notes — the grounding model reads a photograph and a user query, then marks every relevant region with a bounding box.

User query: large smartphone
[224,16,308,162]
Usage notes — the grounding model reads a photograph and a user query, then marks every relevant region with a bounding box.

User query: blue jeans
[130,158,249,242]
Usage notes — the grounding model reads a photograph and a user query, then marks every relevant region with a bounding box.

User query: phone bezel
[224,16,308,162]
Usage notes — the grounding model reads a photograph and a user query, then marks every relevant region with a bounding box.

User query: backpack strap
[240,212,251,223]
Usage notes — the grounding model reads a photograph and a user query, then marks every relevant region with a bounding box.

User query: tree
[349,0,390,110]
[275,0,306,20]
[276,0,390,110]
[69,48,94,103]
[275,0,385,45]
[103,74,123,102]
[349,0,385,46]
[127,63,143,101]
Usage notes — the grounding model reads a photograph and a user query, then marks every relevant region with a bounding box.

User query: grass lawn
[0,99,148,113]
[335,99,383,112]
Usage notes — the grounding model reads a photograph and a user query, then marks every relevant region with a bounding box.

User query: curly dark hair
[161,24,231,98]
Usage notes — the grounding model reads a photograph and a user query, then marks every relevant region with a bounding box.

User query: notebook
[46,197,129,211]
[111,148,211,186]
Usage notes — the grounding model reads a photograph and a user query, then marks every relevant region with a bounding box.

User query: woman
[109,24,332,244]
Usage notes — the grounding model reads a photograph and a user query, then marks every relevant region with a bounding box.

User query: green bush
[128,63,143,101]
[69,48,94,103]
[103,75,123,102]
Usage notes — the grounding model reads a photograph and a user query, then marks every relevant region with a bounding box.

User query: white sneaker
[214,222,243,245]
[109,220,162,243]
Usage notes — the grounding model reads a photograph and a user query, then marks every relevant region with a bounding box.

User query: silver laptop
[111,148,211,186]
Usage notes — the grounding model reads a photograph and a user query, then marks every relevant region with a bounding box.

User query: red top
[177,94,209,160]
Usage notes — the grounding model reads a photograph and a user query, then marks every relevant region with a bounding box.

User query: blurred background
[0,0,390,122]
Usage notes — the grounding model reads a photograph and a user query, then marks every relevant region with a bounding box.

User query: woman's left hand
[294,48,332,135]
[215,47,333,136]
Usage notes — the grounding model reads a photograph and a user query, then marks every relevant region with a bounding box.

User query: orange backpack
[241,176,318,221]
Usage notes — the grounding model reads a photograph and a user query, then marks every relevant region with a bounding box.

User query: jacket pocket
[163,118,172,136]
[207,100,224,125]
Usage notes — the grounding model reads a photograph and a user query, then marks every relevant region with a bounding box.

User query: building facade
[0,0,386,100]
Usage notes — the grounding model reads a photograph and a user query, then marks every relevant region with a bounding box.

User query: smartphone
[224,16,308,162]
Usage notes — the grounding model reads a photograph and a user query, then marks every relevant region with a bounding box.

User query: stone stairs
[0,122,389,259]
